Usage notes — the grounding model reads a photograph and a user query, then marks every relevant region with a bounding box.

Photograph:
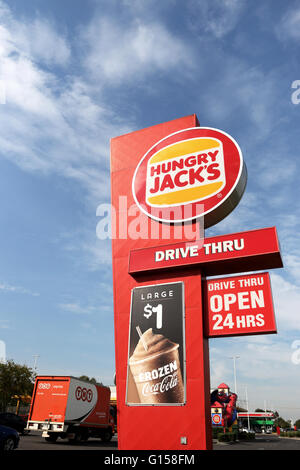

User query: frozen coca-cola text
[138,360,178,383]
[142,373,179,397]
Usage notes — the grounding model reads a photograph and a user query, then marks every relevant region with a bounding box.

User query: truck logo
[38,383,50,389]
[75,386,93,403]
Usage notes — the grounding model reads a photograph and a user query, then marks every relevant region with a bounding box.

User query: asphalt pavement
[16,431,118,451]
[14,432,300,451]
[214,434,300,450]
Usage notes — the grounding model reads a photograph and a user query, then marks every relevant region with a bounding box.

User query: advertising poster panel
[126,282,186,406]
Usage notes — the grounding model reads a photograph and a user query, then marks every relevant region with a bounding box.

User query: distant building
[109,386,116,404]
[237,412,275,432]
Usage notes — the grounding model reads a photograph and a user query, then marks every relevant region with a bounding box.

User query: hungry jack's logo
[132,127,246,227]
[146,137,226,207]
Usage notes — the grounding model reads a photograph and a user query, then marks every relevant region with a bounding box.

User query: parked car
[240,427,255,434]
[0,413,27,434]
[0,425,20,451]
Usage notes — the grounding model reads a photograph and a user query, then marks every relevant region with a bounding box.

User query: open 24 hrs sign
[203,272,276,338]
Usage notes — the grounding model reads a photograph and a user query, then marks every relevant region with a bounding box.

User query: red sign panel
[238,412,274,418]
[111,115,213,450]
[129,227,282,276]
[132,127,247,227]
[203,272,276,338]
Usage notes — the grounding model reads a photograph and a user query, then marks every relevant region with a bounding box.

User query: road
[17,431,118,451]
[214,434,300,450]
[16,432,300,451]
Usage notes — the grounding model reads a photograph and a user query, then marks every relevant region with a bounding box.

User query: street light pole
[33,354,40,372]
[245,387,250,431]
[229,355,240,394]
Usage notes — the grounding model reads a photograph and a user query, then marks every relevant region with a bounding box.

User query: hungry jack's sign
[132,127,247,226]
[110,114,283,451]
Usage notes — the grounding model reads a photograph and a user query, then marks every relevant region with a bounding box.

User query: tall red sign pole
[110,115,282,451]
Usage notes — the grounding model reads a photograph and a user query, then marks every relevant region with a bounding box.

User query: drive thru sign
[110,114,283,451]
[203,272,276,338]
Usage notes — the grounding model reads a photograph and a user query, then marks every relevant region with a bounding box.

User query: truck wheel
[81,431,89,442]
[101,429,113,442]
[68,431,83,444]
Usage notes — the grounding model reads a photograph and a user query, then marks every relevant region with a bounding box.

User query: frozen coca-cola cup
[128,328,184,404]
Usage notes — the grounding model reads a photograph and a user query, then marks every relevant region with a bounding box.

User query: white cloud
[207,190,263,236]
[270,272,300,332]
[283,254,300,284]
[255,146,296,190]
[81,238,113,270]
[83,17,192,84]
[0,1,70,66]
[278,7,300,41]
[0,2,197,273]
[15,18,71,67]
[59,302,97,315]
[0,3,131,204]
[201,59,281,140]
[0,320,10,329]
[188,0,246,38]
[56,224,113,270]
[0,282,39,296]
[210,352,233,389]
[0,1,190,206]
[59,298,112,316]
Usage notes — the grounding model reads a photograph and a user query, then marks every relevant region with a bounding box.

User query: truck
[26,376,115,443]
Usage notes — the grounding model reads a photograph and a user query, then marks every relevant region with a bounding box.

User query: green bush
[212,427,221,439]
[280,431,300,438]
[217,432,237,442]
[238,431,254,440]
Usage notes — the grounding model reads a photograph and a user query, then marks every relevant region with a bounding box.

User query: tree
[274,415,290,429]
[236,406,248,412]
[77,375,104,386]
[255,408,274,413]
[0,360,35,412]
[294,419,300,429]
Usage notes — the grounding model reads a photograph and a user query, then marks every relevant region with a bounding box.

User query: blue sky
[0,0,300,421]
